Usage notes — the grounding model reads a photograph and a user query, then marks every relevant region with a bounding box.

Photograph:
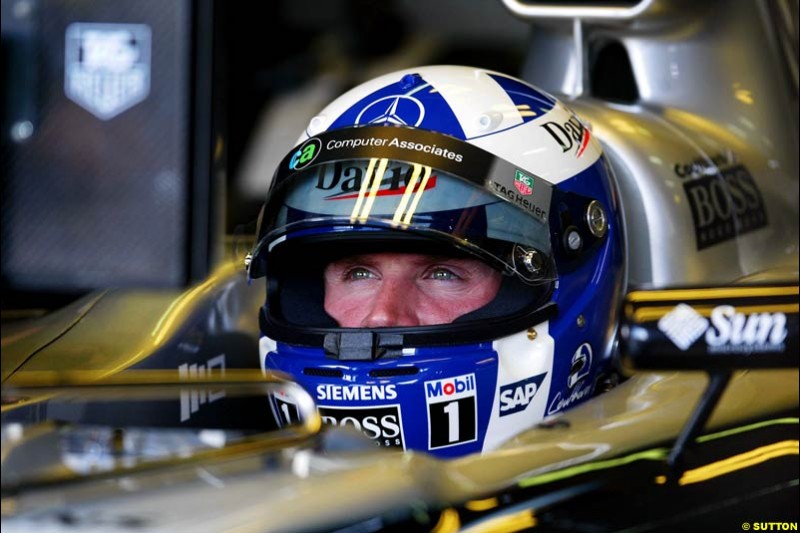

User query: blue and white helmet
[249,66,625,458]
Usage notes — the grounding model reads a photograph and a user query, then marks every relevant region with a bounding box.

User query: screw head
[527,328,538,340]
[566,229,582,251]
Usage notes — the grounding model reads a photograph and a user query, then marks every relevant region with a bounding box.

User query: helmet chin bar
[323,331,404,361]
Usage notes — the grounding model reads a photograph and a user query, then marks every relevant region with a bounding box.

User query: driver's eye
[428,268,459,281]
[346,267,375,280]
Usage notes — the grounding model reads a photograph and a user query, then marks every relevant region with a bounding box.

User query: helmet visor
[253,157,555,285]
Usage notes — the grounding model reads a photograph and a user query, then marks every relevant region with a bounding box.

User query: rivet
[527,328,538,340]
[577,315,586,328]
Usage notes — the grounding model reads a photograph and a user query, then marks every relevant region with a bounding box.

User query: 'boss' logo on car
[498,373,547,416]
[676,160,767,250]
[424,374,476,399]
[319,405,405,449]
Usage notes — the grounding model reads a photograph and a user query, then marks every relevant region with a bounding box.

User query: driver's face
[323,253,502,327]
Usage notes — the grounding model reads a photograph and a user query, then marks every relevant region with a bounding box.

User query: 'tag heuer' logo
[64,23,151,120]
[514,170,534,196]
[541,115,591,158]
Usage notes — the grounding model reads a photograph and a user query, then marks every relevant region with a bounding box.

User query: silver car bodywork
[516,0,798,285]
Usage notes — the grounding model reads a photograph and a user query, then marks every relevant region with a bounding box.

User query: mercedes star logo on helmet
[355,95,425,127]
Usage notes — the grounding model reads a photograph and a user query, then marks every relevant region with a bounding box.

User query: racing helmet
[248,66,625,458]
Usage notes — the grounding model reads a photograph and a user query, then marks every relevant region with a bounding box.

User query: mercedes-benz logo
[355,95,425,127]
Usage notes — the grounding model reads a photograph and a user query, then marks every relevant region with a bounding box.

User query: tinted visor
[252,157,555,285]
